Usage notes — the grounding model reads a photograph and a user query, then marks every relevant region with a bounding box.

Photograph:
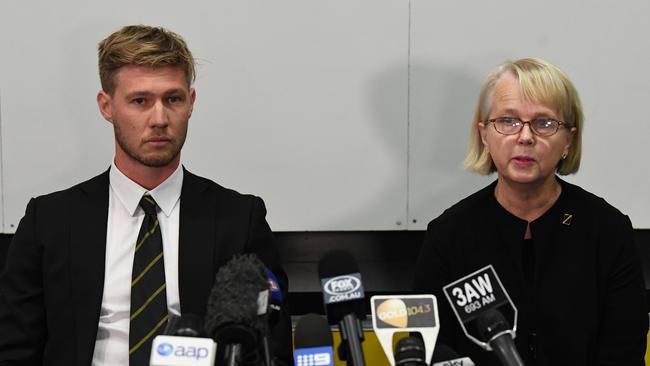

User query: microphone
[431,344,475,366]
[149,314,217,366]
[261,267,283,366]
[204,254,270,366]
[265,268,283,328]
[165,313,205,337]
[293,313,335,366]
[318,250,366,366]
[370,295,439,366]
[394,336,426,366]
[476,310,524,366]
[442,265,523,366]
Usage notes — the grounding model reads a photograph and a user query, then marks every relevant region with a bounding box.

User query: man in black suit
[0,25,291,365]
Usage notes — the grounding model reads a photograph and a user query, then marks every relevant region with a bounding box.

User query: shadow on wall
[406,61,493,224]
[322,61,490,230]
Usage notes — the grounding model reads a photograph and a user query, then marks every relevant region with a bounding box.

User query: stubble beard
[114,125,186,168]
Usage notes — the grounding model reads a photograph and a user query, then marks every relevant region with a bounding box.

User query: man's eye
[131,98,146,105]
[168,96,183,104]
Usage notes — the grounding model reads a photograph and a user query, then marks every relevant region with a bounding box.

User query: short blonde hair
[464,58,583,175]
[98,25,196,94]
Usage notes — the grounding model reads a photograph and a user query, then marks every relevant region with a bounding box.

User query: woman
[412,58,647,365]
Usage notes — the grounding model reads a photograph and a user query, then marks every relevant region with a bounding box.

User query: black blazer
[413,178,647,366]
[0,168,292,365]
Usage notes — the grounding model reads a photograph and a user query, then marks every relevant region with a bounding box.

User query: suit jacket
[412,178,647,366]
[0,168,292,365]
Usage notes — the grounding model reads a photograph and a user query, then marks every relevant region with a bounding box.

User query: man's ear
[97,90,113,123]
[188,87,196,118]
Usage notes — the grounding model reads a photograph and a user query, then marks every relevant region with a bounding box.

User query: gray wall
[1,0,648,233]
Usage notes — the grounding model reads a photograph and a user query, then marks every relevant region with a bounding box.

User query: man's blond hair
[98,25,196,94]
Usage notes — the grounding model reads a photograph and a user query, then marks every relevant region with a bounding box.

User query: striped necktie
[129,194,168,365]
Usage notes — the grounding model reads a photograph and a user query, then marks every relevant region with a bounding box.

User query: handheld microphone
[442,265,523,366]
[260,267,283,366]
[431,344,475,366]
[293,313,335,366]
[265,268,283,327]
[370,295,439,366]
[149,314,217,366]
[165,313,205,337]
[394,336,426,366]
[318,250,366,366]
[204,254,269,366]
[476,310,524,366]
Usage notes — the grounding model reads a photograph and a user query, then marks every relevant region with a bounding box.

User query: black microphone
[370,294,440,364]
[476,310,524,366]
[394,336,426,366]
[150,313,216,365]
[318,250,366,366]
[265,268,283,329]
[293,313,334,366]
[165,313,205,337]
[260,268,283,366]
[204,254,269,366]
[442,265,521,366]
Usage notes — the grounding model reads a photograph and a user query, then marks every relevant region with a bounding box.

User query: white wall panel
[409,0,650,229]
[0,0,409,232]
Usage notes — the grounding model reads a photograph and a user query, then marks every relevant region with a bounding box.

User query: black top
[412,178,647,365]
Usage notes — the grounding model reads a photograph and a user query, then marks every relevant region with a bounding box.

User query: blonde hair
[98,25,196,94]
[464,58,583,175]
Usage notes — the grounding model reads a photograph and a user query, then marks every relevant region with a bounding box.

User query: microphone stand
[225,343,242,366]
[338,314,366,366]
[261,336,273,366]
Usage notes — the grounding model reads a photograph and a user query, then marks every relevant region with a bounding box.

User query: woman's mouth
[512,156,535,166]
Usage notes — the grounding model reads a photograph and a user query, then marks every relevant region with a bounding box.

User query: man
[0,25,291,365]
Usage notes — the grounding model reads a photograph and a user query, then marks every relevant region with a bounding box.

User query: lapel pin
[562,213,573,226]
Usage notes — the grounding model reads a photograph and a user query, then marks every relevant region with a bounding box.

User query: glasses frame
[486,117,567,137]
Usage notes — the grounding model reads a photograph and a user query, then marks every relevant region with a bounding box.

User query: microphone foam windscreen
[294,313,333,349]
[317,250,358,279]
[204,254,269,340]
[316,250,366,323]
[476,309,510,342]
[169,313,204,337]
[394,336,426,366]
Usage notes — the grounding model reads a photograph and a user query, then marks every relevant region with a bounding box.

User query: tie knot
[139,195,158,216]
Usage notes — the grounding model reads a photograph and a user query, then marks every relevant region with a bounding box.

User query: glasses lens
[495,118,520,134]
[531,119,559,136]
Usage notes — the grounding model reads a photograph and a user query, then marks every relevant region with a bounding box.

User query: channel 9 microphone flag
[294,313,334,366]
[370,295,439,366]
[442,265,517,351]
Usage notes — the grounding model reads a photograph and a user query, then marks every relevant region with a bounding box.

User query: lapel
[178,168,215,317]
[68,170,110,366]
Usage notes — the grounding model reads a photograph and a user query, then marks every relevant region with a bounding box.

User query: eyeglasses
[486,117,567,137]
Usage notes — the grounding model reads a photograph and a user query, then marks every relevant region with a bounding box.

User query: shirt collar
[109,161,184,217]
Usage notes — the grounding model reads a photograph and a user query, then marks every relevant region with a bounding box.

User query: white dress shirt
[92,162,183,365]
